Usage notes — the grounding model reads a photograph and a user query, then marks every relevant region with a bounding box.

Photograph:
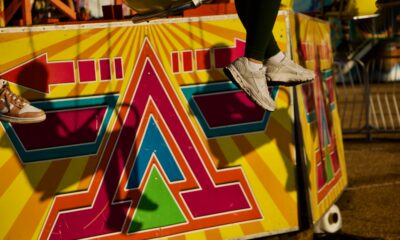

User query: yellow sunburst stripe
[160,23,193,85]
[162,24,195,50]
[205,138,230,168]
[238,157,293,231]
[204,228,223,240]
[210,140,245,240]
[196,21,246,43]
[33,202,55,239]
[58,28,133,96]
[154,25,180,69]
[77,155,100,190]
[0,155,22,198]
[149,25,193,88]
[100,27,132,59]
[219,223,244,240]
[0,130,16,169]
[215,137,291,234]
[78,27,122,59]
[167,234,186,240]
[44,28,104,60]
[55,156,91,194]
[4,160,70,239]
[115,27,134,58]
[244,131,297,203]
[148,26,169,69]
[155,24,187,85]
[0,161,51,238]
[266,116,295,162]
[240,221,265,236]
[159,24,188,85]
[168,22,237,84]
[168,22,214,48]
[184,229,207,240]
[116,25,145,96]
[0,31,44,43]
[111,26,136,90]
[0,29,85,69]
[232,135,298,226]
[274,87,294,133]
[49,28,118,61]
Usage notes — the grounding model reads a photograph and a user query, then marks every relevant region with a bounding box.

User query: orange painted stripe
[66,82,91,96]
[233,135,297,226]
[156,25,187,85]
[0,156,22,197]
[163,24,192,50]
[207,139,229,168]
[4,160,70,239]
[267,117,294,160]
[45,28,103,58]
[147,26,179,80]
[77,28,121,59]
[0,29,103,78]
[199,21,246,42]
[116,27,134,58]
[93,81,114,95]
[0,31,44,43]
[240,221,265,236]
[168,235,186,240]
[205,228,223,240]
[123,26,144,80]
[77,155,99,190]
[99,27,129,59]
[167,23,213,48]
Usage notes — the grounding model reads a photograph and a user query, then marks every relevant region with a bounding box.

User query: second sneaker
[265,55,315,86]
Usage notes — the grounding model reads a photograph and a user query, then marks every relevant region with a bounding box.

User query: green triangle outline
[129,166,187,233]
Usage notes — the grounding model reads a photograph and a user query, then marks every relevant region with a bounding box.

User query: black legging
[235,0,281,61]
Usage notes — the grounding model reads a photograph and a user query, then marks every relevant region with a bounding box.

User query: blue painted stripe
[127,116,184,189]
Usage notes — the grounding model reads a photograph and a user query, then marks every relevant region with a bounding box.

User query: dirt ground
[260,138,400,240]
[336,139,400,240]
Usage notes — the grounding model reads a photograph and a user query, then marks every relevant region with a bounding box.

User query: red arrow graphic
[214,38,246,69]
[0,53,75,93]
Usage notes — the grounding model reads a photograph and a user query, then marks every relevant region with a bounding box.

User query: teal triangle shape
[129,166,186,233]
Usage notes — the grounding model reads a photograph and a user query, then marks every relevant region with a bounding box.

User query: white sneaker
[265,56,315,86]
[0,79,46,124]
[224,57,276,111]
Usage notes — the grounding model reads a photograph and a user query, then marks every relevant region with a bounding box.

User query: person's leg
[235,0,281,62]
[222,0,281,111]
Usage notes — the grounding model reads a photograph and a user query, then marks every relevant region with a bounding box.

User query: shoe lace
[1,82,27,109]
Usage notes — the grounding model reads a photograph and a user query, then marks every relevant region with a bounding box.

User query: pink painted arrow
[0,53,75,93]
[214,38,246,69]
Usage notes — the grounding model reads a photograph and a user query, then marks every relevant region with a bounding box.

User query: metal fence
[335,55,400,139]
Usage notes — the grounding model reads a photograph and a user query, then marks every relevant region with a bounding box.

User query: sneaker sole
[267,73,314,86]
[0,114,46,124]
[223,66,275,111]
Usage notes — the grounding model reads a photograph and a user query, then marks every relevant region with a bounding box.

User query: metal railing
[335,55,400,139]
